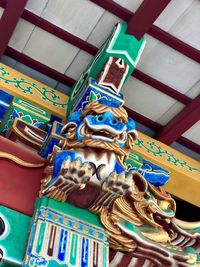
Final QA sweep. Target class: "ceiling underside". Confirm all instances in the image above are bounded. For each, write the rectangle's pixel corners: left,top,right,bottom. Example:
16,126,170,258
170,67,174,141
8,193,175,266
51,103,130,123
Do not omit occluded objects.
0,0,199,161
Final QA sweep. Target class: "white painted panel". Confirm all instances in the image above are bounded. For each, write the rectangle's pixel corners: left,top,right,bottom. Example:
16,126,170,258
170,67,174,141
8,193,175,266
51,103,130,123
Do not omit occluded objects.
156,102,185,126
137,41,200,94
169,0,200,50
65,50,93,80
186,81,200,99
41,0,104,40
121,77,176,121
25,0,48,15
154,0,193,31
113,0,143,12
23,27,79,73
87,11,119,48
8,19,35,52
183,121,200,145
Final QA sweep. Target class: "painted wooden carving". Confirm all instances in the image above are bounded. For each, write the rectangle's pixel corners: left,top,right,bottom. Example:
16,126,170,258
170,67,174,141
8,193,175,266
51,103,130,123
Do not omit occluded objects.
38,23,200,267
0,136,46,216
40,97,200,267
67,23,145,115
0,21,199,267
23,197,109,267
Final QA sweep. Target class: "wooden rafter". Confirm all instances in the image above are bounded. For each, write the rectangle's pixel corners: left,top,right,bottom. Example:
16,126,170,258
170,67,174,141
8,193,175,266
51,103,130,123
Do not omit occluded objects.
4,47,200,155
90,0,132,21
0,0,27,57
21,9,98,56
90,0,200,63
0,1,198,155
156,95,200,144
133,69,191,105
0,7,190,105
177,137,200,156
126,0,171,40
5,47,75,87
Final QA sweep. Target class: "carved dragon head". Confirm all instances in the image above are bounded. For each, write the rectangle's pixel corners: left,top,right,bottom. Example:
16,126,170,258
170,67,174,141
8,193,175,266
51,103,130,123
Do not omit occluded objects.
62,99,137,156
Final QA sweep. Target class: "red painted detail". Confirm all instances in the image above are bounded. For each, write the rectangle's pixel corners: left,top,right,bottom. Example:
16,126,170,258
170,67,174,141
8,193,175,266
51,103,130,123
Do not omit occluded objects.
133,70,191,105
109,249,116,262
0,0,6,8
0,136,46,216
126,0,171,40
97,57,129,94
0,0,27,57
5,47,76,87
90,0,200,64
156,95,200,144
116,253,133,267
0,4,191,104
20,10,193,105
21,9,98,56
90,0,132,21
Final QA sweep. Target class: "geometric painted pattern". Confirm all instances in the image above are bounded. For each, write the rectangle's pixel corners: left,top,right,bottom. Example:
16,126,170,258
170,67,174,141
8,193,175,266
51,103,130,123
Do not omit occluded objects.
24,199,109,267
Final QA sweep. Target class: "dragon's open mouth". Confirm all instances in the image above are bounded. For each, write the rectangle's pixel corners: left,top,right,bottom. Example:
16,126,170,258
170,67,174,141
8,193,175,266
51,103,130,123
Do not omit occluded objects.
80,124,127,143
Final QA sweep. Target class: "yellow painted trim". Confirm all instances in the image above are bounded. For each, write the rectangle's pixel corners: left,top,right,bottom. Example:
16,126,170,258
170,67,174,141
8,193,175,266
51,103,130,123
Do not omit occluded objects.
0,151,45,168
0,63,69,120
133,131,200,207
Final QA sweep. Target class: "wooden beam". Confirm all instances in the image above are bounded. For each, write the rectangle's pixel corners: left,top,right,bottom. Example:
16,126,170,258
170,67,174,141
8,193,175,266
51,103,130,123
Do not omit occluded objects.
90,0,200,64
4,47,200,155
177,137,200,155
0,0,199,63
125,107,200,155
156,95,200,144
133,69,191,105
0,9,189,106
5,47,75,87
0,0,27,57
0,0,6,8
134,131,200,207
21,9,98,56
0,3,191,104
126,0,171,39
90,0,132,21
148,26,200,64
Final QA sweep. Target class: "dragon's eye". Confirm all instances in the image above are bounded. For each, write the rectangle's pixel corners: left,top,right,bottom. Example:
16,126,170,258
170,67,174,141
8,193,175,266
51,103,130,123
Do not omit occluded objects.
97,115,103,121
112,119,117,124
